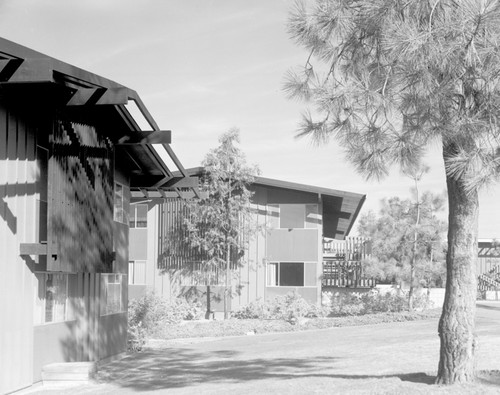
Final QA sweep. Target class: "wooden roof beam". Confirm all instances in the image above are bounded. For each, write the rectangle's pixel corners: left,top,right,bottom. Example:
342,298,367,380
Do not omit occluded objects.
117,130,172,145
66,86,128,106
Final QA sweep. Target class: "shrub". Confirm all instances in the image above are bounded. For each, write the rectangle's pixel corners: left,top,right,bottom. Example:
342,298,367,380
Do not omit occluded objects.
361,291,407,314
232,300,268,319
233,292,327,323
329,293,365,316
127,321,147,352
411,292,435,310
326,288,434,317
269,291,312,322
128,293,204,350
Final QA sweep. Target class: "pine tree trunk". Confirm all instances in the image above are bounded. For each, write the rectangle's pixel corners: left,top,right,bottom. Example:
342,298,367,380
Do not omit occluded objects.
408,265,415,312
205,285,211,320
436,155,478,384
224,240,230,320
409,176,421,312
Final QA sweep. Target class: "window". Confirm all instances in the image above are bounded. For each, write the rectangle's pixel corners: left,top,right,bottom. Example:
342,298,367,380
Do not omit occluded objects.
36,146,48,243
267,204,319,229
129,204,148,228
128,260,147,284
101,274,125,315
114,182,130,224
280,205,305,229
34,273,76,325
267,262,304,286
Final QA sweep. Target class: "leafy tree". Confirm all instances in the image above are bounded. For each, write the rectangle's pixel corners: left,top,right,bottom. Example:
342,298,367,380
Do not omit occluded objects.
184,129,259,319
358,191,447,309
285,0,500,383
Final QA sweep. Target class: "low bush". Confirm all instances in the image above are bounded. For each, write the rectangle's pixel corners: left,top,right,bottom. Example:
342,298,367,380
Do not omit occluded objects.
232,300,268,320
233,289,435,324
233,291,328,323
327,289,434,317
127,320,147,352
128,293,204,350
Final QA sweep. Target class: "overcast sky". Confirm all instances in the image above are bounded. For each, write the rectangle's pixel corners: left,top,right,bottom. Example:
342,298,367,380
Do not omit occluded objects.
1,0,499,237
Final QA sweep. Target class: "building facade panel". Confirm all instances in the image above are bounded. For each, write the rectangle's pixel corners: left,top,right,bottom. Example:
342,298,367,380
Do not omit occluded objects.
133,175,366,311
0,104,38,393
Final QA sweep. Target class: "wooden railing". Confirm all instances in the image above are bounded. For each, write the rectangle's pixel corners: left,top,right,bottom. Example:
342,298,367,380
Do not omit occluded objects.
478,265,500,292
478,274,500,292
323,237,370,260
322,237,374,288
322,260,375,288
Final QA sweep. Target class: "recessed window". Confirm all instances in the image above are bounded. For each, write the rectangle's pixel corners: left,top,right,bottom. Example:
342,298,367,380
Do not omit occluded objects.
129,204,148,228
36,146,48,244
129,260,147,284
114,182,129,224
267,204,319,229
34,273,76,325
267,262,304,287
280,205,305,229
101,274,125,315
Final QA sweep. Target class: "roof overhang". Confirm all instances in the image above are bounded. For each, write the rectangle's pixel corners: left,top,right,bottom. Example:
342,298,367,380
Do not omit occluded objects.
0,37,198,197
167,167,366,239
253,176,365,240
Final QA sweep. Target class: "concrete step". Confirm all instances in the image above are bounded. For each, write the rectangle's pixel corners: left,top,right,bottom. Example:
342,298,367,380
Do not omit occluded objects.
41,362,96,383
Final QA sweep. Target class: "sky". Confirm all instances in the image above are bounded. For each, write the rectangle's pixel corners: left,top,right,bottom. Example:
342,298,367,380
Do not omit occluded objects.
0,0,499,237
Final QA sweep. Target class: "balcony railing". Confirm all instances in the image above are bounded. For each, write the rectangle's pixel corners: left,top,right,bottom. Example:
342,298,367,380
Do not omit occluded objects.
322,237,375,288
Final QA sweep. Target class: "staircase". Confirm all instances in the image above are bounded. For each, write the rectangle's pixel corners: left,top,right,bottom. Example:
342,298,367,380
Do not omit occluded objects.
478,265,500,293
41,362,96,385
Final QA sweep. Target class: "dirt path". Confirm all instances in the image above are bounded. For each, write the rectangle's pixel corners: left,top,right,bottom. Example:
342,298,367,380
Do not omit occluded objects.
26,302,500,394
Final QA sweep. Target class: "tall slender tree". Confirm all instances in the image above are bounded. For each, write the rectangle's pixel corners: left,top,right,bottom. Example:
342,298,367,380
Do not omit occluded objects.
184,129,259,319
285,0,500,384
358,191,447,308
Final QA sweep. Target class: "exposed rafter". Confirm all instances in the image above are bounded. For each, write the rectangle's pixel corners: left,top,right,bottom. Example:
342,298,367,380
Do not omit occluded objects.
0,37,201,201
117,130,172,145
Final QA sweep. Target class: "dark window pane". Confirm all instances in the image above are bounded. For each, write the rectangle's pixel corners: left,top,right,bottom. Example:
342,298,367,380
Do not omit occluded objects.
114,184,123,222
129,205,135,228
36,146,48,202
279,262,304,286
280,205,305,229
45,274,54,323
136,204,147,228
38,200,48,243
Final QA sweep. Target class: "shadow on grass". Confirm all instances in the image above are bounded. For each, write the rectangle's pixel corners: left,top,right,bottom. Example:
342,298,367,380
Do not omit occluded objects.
95,347,438,391
477,370,500,386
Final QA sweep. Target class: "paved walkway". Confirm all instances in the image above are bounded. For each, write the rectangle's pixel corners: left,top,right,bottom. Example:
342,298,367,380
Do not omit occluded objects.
25,302,500,394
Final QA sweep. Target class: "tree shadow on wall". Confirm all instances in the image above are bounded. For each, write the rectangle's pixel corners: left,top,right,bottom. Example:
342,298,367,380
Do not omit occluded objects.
56,274,127,366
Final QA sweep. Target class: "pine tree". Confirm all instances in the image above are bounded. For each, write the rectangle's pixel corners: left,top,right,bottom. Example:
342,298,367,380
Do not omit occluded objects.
285,0,500,383
184,129,259,319
358,191,447,307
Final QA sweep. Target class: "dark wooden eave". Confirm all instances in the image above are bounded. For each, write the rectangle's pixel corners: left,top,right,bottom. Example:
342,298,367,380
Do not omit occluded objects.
169,167,366,240
116,130,172,145
0,37,200,201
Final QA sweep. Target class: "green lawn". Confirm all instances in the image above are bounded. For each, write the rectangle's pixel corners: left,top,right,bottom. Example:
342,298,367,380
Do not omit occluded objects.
28,303,500,394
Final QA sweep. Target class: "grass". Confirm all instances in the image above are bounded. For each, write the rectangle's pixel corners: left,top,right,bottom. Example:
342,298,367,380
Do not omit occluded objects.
93,306,500,395
150,308,443,340
47,306,500,395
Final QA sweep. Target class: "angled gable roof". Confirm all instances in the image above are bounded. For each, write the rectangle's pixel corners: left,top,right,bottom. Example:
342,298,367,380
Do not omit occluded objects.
165,167,366,240
252,176,365,240
0,37,195,194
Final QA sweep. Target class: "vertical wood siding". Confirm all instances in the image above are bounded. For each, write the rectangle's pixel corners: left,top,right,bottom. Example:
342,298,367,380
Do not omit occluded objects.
47,121,114,272
0,104,38,394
